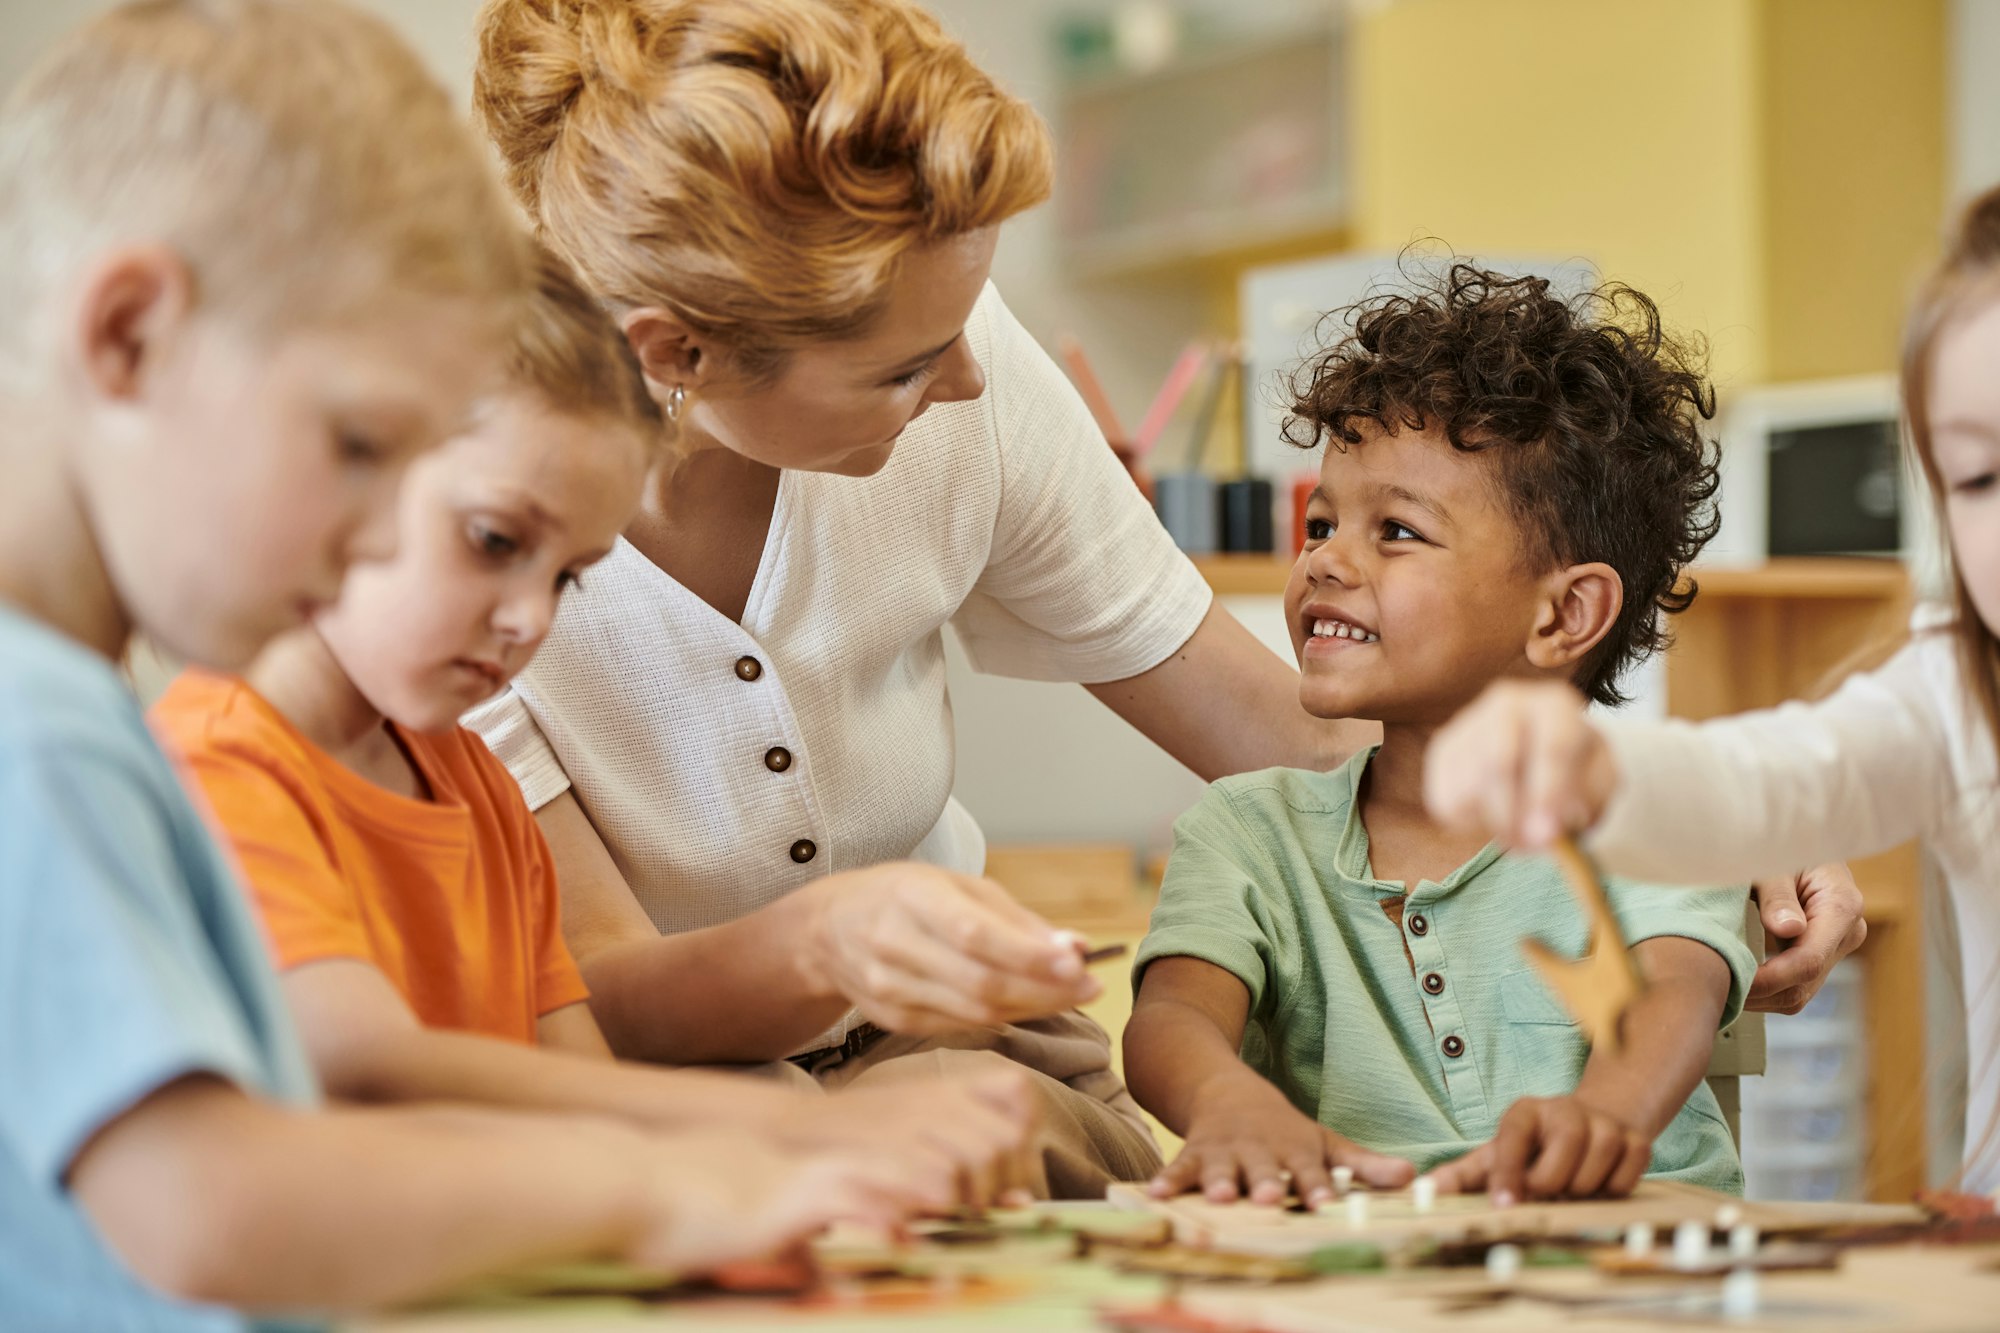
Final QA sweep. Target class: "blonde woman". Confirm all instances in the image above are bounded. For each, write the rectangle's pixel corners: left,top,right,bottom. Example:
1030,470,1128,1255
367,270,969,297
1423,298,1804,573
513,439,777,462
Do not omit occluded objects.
463,0,1859,1195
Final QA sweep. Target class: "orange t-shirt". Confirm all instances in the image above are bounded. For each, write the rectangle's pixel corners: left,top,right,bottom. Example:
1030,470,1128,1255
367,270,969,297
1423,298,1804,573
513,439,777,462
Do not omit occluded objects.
150,671,588,1044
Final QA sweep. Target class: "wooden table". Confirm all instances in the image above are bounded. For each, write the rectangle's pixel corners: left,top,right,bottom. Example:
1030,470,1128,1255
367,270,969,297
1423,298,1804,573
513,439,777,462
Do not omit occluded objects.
1163,1244,1999,1332
357,1198,1994,1333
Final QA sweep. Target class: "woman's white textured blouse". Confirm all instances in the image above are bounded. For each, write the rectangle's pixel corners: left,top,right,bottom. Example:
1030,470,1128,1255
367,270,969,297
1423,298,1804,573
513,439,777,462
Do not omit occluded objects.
465,286,1212,1050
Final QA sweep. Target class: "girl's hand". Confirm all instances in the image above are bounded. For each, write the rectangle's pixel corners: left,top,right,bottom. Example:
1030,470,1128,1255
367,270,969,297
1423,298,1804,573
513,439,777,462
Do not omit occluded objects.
1423,681,1618,849
623,1131,956,1274
801,863,1101,1034
773,1069,1042,1208
1425,1095,1652,1206
1147,1073,1413,1208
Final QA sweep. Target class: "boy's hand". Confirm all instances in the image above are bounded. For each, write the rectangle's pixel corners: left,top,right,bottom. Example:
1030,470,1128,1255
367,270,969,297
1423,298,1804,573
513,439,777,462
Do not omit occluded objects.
1148,1073,1414,1207
1424,681,1617,849
772,1069,1041,1208
625,1131,957,1274
1426,1095,1652,1206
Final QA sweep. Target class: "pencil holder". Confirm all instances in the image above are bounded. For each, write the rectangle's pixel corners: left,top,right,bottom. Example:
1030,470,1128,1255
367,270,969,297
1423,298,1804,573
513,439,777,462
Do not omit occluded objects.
1219,477,1274,553
1290,473,1317,554
1154,470,1217,554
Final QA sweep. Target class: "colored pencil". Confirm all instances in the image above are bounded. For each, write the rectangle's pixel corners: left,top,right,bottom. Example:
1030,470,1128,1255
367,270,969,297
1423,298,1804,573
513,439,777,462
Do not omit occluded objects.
1133,342,1210,457
1058,334,1130,443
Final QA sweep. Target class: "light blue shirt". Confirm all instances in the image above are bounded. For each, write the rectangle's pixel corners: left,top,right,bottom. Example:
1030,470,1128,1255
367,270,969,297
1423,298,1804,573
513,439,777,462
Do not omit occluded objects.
0,606,319,1332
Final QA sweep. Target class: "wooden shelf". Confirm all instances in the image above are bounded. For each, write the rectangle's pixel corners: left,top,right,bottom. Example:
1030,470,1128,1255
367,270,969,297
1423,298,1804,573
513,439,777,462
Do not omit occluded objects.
1861,896,1909,926
1688,558,1910,601
1054,14,1345,283
1059,22,1338,103
1191,553,1293,595
1059,191,1349,283
1193,554,1912,602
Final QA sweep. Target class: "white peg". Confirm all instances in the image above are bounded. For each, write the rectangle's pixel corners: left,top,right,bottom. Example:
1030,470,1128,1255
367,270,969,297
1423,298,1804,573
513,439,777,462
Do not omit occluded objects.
1484,1243,1522,1282
1715,1203,1744,1230
1728,1223,1759,1258
1624,1222,1655,1258
1721,1266,1760,1320
1672,1219,1710,1270
1332,1165,1354,1196
1411,1175,1437,1214
1345,1191,1369,1228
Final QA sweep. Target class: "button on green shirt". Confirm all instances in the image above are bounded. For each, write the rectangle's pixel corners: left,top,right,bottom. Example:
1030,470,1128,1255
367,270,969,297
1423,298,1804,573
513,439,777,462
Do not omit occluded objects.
1135,751,1754,1193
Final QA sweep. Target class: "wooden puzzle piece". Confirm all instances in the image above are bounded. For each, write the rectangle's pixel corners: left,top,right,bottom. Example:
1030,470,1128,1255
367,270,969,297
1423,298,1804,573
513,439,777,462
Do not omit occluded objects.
1522,837,1644,1056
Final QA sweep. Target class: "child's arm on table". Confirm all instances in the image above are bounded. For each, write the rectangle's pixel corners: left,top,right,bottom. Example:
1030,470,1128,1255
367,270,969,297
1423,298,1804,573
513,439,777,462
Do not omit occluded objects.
68,1072,935,1314
283,958,1037,1204
1125,956,1415,1207
539,791,1101,1065
1426,935,1730,1204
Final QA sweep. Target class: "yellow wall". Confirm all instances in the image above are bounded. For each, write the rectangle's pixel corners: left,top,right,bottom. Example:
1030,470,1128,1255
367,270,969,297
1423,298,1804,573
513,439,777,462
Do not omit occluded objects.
1759,0,1947,380
1344,0,1945,390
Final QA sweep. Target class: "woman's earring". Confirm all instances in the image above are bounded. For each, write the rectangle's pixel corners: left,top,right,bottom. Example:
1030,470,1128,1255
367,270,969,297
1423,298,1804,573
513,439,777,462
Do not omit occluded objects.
665,383,686,423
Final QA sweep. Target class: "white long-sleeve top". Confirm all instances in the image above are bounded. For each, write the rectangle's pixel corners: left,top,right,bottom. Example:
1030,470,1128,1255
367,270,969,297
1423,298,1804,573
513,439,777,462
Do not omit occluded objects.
1590,607,1999,1189
464,284,1213,1056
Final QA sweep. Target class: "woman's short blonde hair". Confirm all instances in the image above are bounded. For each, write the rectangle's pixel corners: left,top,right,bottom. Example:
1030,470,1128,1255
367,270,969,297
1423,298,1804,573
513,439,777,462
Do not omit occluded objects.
0,0,529,374
473,0,1052,378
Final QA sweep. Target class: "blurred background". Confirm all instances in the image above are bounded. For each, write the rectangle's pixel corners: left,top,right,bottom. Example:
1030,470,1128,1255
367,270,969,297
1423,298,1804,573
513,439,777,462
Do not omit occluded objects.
4,0,1986,1203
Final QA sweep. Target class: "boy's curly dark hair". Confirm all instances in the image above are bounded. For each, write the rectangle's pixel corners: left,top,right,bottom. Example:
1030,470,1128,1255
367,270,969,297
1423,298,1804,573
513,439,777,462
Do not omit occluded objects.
1283,262,1721,706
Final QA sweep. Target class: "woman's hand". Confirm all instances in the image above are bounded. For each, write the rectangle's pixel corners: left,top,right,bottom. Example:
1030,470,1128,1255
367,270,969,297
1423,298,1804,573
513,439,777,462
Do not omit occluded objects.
799,863,1102,1034
771,1069,1042,1208
1424,681,1618,849
1749,864,1868,1014
1425,1095,1652,1205
1148,1072,1413,1207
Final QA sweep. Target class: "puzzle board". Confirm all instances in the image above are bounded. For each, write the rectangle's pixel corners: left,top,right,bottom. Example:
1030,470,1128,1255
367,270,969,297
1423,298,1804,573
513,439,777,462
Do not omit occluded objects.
1149,1243,2000,1333
1105,1181,1918,1258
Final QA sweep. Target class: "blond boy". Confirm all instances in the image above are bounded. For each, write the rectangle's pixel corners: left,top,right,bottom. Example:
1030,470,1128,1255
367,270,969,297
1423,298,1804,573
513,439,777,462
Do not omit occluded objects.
0,5,928,1330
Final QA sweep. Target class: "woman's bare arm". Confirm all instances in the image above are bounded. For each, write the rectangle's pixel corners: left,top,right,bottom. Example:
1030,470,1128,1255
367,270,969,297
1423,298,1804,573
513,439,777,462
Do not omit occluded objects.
1087,604,1377,779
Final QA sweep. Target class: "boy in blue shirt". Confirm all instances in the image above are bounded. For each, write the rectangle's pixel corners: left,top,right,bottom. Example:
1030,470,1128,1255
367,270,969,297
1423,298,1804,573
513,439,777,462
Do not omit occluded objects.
1126,266,1758,1209
0,5,951,1329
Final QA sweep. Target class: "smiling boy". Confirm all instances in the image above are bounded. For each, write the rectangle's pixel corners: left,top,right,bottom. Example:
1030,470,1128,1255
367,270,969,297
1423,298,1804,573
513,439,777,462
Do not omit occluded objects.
1123,265,1756,1208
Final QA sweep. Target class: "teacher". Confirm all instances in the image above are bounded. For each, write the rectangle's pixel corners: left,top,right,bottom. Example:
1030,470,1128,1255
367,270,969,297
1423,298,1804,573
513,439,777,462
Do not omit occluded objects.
465,0,1862,1196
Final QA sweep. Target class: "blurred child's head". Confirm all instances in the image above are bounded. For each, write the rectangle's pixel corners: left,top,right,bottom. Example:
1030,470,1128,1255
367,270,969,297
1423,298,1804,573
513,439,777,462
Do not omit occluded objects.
1903,186,2000,748
1280,264,1719,727
0,0,529,668
313,249,661,732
